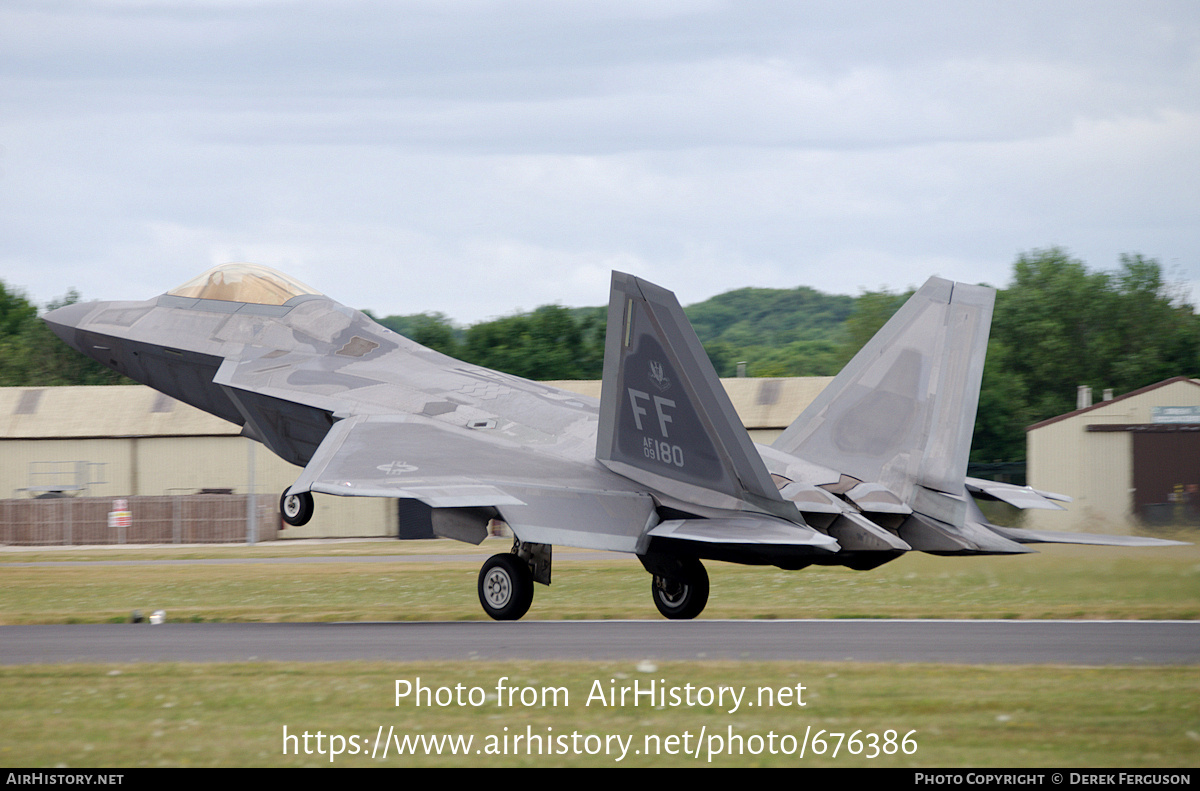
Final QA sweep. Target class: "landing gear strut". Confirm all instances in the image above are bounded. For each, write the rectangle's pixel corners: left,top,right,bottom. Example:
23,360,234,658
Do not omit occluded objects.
478,553,534,621
651,557,709,620
280,490,314,527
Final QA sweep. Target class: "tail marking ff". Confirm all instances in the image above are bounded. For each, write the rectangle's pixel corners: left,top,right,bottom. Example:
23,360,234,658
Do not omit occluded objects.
595,272,792,520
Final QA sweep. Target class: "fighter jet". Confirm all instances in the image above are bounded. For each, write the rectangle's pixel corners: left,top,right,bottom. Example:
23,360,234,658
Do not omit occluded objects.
43,263,1180,620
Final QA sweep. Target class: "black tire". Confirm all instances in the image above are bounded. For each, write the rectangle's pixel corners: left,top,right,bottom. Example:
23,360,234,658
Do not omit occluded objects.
651,558,709,620
280,490,314,527
478,554,534,621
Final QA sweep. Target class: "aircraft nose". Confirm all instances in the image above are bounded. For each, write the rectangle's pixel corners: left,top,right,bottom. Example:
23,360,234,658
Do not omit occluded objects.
42,301,95,349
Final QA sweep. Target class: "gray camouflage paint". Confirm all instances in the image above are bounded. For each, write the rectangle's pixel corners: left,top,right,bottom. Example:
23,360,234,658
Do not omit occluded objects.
44,265,1183,569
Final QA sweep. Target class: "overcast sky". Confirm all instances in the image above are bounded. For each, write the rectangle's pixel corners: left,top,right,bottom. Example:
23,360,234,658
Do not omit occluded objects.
2,0,1197,323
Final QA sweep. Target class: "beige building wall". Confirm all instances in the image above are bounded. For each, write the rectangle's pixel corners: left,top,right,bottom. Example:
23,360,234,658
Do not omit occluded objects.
2,434,395,538
130,435,395,539
3,437,133,499
1027,424,1133,531
1027,378,1200,531
1,387,394,539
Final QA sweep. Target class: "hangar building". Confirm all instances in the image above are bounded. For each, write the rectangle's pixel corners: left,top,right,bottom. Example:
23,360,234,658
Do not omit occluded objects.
1026,377,1200,532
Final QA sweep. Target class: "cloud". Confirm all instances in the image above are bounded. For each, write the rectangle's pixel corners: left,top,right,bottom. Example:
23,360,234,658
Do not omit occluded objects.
1,1,1197,322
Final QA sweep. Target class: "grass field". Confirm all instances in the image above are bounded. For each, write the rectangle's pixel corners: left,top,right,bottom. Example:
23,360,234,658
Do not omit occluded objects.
1,538,1196,623
2,537,1197,768
2,661,1198,767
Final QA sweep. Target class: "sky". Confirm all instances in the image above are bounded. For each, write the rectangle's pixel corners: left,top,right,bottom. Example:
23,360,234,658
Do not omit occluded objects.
2,0,1198,324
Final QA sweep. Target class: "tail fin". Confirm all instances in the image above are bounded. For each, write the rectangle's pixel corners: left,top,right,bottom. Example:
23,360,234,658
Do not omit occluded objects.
595,272,791,518
772,277,994,503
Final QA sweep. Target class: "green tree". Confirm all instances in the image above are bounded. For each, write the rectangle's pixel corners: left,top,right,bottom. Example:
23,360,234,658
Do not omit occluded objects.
461,305,587,380
409,313,460,357
373,311,462,357
838,288,909,365
0,281,37,337
970,339,1029,463
572,307,607,379
702,340,739,377
993,248,1113,420
992,248,1198,426
685,286,854,349
753,339,844,377
1102,254,1200,393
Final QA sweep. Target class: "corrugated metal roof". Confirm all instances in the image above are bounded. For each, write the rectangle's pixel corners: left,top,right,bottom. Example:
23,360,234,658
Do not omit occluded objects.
0,385,239,439
1026,377,1200,431
3,376,831,439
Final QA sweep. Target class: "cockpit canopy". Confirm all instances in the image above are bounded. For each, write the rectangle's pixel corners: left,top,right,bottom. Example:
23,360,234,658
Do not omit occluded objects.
167,263,321,306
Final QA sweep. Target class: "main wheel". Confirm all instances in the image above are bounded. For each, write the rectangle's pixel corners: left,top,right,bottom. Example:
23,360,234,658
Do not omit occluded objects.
478,554,534,621
280,490,314,527
651,558,709,620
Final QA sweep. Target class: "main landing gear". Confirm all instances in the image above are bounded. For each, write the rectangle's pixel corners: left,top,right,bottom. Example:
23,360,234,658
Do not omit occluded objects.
477,540,548,621
280,490,314,526
474,547,710,620
650,557,709,620
478,554,534,621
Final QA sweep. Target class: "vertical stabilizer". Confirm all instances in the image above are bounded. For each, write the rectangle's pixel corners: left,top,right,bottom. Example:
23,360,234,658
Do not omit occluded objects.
596,272,790,518
772,278,994,504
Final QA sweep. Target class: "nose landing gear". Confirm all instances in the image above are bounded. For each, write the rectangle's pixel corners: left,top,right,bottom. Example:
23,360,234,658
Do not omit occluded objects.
280,490,314,526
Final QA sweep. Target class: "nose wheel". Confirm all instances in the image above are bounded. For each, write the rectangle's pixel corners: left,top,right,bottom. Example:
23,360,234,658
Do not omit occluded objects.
280,490,314,526
478,554,534,621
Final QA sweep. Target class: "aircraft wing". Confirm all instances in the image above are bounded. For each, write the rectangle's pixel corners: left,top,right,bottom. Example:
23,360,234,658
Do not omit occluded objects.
288,413,657,553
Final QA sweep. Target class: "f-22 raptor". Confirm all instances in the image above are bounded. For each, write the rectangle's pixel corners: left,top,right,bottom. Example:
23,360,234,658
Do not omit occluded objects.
44,264,1178,620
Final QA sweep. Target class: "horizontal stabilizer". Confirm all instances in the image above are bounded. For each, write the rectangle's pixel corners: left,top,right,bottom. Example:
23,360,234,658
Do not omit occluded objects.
966,477,1070,510
987,525,1189,547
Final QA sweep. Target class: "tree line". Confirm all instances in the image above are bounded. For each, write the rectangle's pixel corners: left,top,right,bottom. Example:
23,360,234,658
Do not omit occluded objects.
3,248,1196,462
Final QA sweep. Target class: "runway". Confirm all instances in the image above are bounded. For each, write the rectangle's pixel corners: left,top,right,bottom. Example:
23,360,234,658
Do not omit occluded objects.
3,620,1197,665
